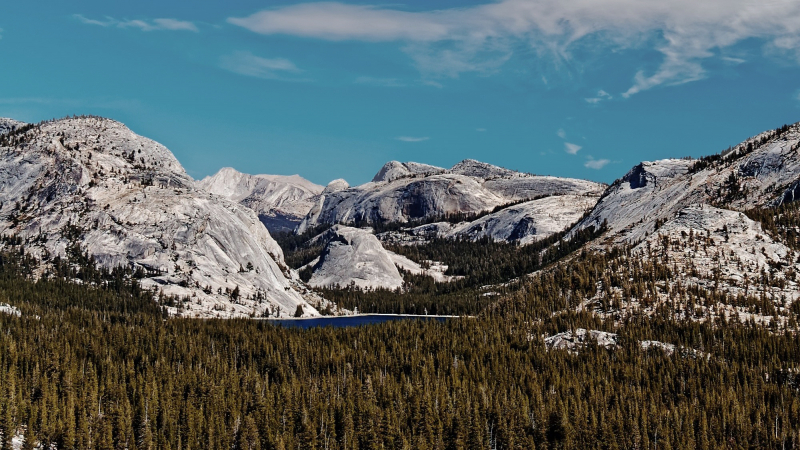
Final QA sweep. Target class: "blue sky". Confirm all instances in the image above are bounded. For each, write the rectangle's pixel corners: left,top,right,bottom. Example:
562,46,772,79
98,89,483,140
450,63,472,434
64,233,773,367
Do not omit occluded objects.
2,0,800,186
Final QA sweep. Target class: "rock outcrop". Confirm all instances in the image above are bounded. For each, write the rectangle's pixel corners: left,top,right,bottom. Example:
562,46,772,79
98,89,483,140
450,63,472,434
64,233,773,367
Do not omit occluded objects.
576,124,800,243
0,117,331,318
307,226,404,290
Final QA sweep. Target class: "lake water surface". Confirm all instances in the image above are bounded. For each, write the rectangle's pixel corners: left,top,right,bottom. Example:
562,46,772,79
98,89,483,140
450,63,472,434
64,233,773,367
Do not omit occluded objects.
266,314,455,329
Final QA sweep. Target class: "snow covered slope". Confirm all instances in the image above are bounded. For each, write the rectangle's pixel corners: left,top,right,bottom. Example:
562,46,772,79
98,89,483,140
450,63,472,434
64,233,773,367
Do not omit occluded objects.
197,167,323,233
298,159,605,233
0,117,332,318
576,123,800,244
307,226,404,290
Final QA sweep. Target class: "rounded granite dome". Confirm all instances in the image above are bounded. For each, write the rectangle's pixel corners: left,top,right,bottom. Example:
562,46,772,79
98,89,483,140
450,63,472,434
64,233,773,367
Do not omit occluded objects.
323,178,350,194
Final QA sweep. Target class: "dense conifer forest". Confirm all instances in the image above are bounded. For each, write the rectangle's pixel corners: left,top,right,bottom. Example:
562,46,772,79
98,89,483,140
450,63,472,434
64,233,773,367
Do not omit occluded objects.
1,238,800,449
275,222,603,315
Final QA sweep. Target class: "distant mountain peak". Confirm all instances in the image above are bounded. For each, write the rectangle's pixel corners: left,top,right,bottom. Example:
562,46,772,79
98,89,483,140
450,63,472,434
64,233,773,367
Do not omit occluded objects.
372,160,445,183
323,178,350,194
197,167,324,233
449,159,518,179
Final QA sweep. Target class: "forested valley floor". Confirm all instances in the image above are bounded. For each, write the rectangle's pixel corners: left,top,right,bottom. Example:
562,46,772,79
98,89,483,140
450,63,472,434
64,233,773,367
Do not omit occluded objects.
1,244,800,449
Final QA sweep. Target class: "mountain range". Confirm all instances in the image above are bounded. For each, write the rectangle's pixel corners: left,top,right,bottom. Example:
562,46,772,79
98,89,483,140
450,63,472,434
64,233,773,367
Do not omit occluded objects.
2,115,800,326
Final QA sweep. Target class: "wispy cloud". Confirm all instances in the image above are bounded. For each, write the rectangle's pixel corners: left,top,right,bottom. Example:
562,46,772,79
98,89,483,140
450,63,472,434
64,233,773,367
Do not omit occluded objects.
584,157,610,169
74,14,198,32
219,51,304,81
585,90,612,104
396,136,430,142
0,27,4,40
564,142,582,155
228,0,800,95
557,128,567,139
721,56,746,64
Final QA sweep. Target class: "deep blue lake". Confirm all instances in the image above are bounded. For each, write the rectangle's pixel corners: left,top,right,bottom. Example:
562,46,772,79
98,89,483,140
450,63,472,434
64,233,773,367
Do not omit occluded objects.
265,314,454,329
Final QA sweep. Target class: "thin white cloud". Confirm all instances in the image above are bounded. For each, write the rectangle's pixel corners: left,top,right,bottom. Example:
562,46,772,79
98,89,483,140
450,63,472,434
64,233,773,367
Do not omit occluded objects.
219,51,303,80
74,15,115,27
557,128,567,139
721,56,746,64
585,157,610,169
228,0,800,95
396,136,430,142
564,142,582,155
586,89,612,104
0,27,4,40
74,14,198,32
150,18,198,32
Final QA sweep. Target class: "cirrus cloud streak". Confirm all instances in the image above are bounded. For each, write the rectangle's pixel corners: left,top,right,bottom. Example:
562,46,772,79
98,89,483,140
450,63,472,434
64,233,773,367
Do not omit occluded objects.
75,14,198,32
228,0,800,95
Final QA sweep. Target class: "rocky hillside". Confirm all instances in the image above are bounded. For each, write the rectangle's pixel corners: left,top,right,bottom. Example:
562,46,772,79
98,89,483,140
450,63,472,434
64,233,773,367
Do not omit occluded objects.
380,193,598,246
297,159,605,233
576,124,800,243
197,167,323,233
0,116,334,318
559,122,800,329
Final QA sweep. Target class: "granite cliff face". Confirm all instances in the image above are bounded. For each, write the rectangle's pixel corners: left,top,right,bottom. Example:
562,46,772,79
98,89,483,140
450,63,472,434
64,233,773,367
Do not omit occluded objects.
298,159,605,233
0,117,332,318
306,226,405,290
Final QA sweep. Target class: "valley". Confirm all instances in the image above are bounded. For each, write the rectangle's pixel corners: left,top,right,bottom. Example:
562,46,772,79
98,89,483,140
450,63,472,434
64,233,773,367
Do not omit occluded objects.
2,116,800,448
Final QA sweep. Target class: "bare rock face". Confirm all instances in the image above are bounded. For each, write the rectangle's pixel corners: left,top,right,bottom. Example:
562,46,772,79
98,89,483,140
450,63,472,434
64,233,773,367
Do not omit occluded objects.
544,329,619,351
447,194,599,245
0,117,331,318
576,123,800,244
0,118,26,136
297,159,605,233
308,226,404,290
197,167,323,233
372,161,445,182
323,178,350,194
